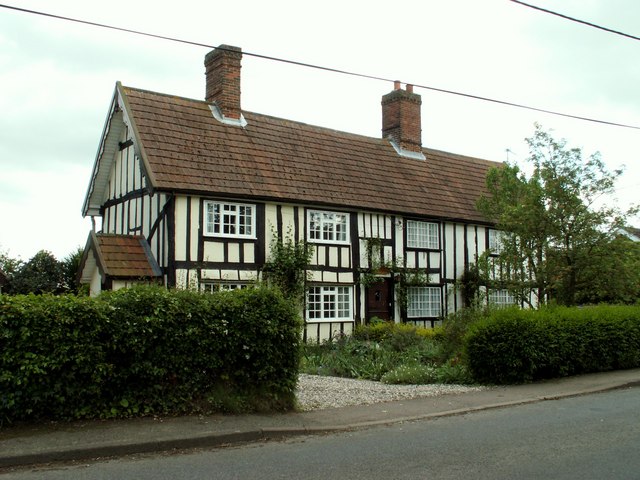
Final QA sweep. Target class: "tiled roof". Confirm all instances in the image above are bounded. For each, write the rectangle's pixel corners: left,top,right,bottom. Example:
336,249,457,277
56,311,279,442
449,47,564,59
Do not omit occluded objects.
91,233,161,278
123,86,500,223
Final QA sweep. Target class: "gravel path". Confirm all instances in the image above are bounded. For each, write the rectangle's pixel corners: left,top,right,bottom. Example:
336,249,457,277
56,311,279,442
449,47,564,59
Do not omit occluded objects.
296,374,484,411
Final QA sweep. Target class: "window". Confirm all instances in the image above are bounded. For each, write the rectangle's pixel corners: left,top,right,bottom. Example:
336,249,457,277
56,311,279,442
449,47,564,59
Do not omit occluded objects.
308,210,349,243
488,289,515,307
406,220,439,249
201,282,250,293
407,286,441,318
307,286,352,322
204,201,255,238
488,229,503,254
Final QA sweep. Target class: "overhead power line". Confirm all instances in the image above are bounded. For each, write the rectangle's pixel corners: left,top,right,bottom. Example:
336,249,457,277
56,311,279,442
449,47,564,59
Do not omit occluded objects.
1,2,639,131
510,0,640,42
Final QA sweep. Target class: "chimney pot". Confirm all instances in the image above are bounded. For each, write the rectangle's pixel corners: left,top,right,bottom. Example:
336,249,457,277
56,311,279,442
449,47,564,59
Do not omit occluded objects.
406,84,413,93
393,80,401,90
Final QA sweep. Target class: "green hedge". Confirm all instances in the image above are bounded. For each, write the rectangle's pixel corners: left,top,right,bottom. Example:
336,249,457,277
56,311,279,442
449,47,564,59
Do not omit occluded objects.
464,305,640,384
0,285,301,422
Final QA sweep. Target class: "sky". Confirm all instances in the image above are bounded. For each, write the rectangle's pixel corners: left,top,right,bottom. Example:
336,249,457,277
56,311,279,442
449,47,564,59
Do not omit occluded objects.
1,0,639,261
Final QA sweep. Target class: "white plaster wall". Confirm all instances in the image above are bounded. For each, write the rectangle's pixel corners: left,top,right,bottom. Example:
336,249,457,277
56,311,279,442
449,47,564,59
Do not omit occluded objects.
89,269,102,297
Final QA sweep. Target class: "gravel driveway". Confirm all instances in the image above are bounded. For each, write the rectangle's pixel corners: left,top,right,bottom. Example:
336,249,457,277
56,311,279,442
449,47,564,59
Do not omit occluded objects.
296,374,484,411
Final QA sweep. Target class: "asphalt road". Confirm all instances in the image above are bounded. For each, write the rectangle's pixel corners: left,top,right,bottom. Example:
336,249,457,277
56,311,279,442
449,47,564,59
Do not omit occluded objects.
4,386,639,480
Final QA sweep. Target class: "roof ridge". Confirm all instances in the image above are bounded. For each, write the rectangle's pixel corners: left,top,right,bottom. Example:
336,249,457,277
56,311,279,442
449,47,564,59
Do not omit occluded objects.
124,84,501,166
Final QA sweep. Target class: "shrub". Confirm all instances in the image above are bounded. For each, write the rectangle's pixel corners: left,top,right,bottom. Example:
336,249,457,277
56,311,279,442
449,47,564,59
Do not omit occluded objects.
380,360,472,385
301,336,400,380
381,364,439,384
0,285,302,423
353,322,395,342
353,322,440,345
0,294,110,421
301,323,452,382
464,305,640,384
440,307,486,359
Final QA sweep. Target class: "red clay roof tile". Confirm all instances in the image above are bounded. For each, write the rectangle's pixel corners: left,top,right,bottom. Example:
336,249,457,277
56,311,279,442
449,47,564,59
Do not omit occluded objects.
124,87,500,223
95,234,162,278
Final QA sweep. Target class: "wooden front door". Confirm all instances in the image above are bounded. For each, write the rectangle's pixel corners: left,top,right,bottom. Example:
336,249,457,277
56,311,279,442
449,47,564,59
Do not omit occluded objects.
366,278,392,322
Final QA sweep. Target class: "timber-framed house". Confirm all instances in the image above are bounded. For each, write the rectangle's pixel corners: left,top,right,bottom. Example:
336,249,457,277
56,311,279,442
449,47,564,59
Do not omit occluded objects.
78,44,501,342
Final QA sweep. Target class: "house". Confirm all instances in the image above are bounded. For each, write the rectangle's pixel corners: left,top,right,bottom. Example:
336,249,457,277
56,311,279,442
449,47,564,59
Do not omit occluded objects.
78,44,501,342
620,226,640,242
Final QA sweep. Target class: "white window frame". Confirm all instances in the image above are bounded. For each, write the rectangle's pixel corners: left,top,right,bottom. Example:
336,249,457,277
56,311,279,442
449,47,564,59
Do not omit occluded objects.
407,286,441,318
204,201,256,239
307,210,349,244
201,282,250,293
488,229,503,254
406,220,439,249
488,289,515,307
306,285,353,322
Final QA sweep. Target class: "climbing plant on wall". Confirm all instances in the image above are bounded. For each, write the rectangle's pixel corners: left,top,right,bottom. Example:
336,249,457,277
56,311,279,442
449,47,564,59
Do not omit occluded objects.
261,229,314,306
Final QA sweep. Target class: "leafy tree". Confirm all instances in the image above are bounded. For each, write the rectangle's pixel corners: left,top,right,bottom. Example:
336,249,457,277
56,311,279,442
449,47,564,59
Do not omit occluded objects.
477,124,638,307
10,250,65,295
0,248,23,293
61,246,84,293
0,248,22,276
575,235,640,304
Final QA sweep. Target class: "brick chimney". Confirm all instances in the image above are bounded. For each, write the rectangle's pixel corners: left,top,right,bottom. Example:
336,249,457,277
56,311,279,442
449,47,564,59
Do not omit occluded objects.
381,82,423,157
204,45,242,121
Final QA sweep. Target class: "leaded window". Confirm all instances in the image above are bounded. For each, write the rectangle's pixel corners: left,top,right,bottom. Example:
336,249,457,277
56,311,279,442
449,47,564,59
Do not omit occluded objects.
407,286,441,318
406,220,439,249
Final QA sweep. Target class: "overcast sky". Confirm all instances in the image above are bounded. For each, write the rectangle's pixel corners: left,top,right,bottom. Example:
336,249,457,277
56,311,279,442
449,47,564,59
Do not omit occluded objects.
1,0,638,261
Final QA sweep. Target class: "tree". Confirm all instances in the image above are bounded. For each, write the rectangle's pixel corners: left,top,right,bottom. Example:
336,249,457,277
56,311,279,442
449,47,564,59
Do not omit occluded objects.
477,124,638,307
10,250,65,295
575,235,640,304
61,246,84,293
0,248,22,276
0,248,23,293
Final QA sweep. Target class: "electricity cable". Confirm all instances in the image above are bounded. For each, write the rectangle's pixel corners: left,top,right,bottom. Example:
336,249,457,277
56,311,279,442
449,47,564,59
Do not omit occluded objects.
510,0,640,42
1,2,639,130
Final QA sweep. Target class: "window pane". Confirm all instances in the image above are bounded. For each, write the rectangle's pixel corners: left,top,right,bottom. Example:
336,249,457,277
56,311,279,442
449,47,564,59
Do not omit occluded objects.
407,286,441,318
337,287,350,317
322,289,336,318
336,214,347,242
306,285,352,322
308,210,349,243
204,201,255,237
489,289,513,306
407,220,438,249
489,229,502,254
427,223,438,249
206,203,215,234
309,212,321,240
322,222,333,241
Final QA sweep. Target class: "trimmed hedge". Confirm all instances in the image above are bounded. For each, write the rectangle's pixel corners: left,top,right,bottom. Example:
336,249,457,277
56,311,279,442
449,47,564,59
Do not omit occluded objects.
0,285,301,423
464,305,640,384
353,322,442,343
